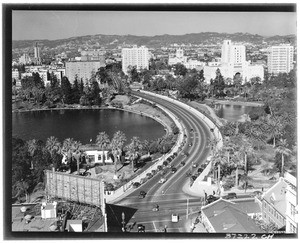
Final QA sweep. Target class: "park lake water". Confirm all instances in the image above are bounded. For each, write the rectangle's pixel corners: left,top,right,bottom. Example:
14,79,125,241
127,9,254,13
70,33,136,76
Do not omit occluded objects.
213,104,257,122
12,109,165,144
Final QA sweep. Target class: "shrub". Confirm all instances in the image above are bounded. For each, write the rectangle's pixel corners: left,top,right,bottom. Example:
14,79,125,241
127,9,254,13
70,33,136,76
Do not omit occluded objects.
95,166,103,174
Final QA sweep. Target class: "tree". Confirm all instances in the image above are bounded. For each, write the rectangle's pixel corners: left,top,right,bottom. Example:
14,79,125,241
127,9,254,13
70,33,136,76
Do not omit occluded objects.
71,75,81,104
125,136,143,172
110,131,127,173
96,132,110,165
267,115,284,147
61,76,73,104
275,138,292,177
26,139,41,169
239,174,253,193
61,138,82,174
174,63,187,76
45,136,61,164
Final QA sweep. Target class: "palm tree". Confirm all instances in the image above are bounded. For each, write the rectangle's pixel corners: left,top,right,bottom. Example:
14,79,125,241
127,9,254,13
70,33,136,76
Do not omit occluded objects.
26,139,38,169
61,138,82,174
239,174,253,193
275,138,292,177
211,151,227,185
267,116,284,147
126,136,143,172
234,134,253,175
110,131,127,173
96,132,110,165
45,136,61,169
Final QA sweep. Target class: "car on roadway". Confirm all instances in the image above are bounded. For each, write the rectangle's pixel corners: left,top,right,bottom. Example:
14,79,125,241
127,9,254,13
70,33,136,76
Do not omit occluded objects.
180,161,186,167
188,143,193,147
137,224,145,232
190,128,194,132
223,192,237,200
171,167,177,173
206,195,219,204
159,177,167,184
192,162,199,168
171,213,179,223
139,190,147,199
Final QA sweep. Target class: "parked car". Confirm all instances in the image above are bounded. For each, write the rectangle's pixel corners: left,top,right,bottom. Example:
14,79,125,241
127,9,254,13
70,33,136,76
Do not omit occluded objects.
139,190,147,199
197,168,203,174
171,167,177,173
188,143,193,147
133,182,141,188
223,192,237,200
206,195,219,204
180,161,186,167
159,177,167,184
190,128,194,132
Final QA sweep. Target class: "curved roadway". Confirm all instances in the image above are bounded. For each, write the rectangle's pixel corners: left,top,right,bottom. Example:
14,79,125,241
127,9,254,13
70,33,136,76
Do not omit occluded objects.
113,91,212,233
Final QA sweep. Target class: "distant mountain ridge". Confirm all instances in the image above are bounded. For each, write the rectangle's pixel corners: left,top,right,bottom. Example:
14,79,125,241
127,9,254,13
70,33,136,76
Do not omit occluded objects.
12,32,296,50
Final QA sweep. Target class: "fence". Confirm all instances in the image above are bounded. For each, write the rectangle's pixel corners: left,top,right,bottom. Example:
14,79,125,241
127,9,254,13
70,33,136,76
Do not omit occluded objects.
45,170,105,207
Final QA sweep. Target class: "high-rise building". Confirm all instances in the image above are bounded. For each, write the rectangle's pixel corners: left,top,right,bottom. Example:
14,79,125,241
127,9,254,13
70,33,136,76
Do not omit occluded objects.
122,45,149,74
34,42,42,64
203,40,264,83
65,60,105,84
221,40,246,66
267,44,294,75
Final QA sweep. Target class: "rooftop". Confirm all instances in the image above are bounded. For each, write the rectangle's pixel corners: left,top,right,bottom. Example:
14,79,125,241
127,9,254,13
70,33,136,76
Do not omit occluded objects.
261,178,287,216
202,199,263,233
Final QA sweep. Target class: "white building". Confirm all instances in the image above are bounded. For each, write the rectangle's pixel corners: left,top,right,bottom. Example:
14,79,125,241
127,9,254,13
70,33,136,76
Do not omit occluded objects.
65,60,105,84
203,40,264,83
34,42,42,65
261,172,298,233
184,59,205,70
122,45,149,75
12,69,20,81
267,44,294,75
168,49,187,66
18,53,32,65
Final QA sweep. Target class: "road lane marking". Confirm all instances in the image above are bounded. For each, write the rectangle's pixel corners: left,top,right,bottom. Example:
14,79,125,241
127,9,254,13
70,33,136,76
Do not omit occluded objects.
152,221,157,232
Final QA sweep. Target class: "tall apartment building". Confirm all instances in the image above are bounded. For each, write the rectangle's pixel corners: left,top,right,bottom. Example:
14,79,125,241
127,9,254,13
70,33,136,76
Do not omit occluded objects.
267,44,294,75
65,60,105,84
122,45,149,75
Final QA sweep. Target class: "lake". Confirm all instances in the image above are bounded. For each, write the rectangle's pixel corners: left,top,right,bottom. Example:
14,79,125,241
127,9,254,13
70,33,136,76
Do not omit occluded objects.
214,104,257,122
12,109,165,144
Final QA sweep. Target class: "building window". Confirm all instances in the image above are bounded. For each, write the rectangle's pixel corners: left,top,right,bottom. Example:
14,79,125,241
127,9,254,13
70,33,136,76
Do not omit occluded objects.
290,203,296,217
98,155,101,161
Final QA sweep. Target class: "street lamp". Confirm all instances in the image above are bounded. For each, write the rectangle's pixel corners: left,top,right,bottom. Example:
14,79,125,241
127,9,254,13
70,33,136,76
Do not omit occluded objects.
121,212,125,231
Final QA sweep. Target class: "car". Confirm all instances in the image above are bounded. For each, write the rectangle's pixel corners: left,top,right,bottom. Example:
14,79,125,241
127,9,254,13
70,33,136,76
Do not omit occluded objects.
188,143,193,147
180,161,186,167
206,195,219,204
192,163,199,168
159,177,167,184
171,213,179,223
133,182,141,188
152,204,159,211
223,192,237,200
190,128,194,132
139,191,147,199
197,168,203,174
171,167,177,173
251,191,263,197
137,224,145,232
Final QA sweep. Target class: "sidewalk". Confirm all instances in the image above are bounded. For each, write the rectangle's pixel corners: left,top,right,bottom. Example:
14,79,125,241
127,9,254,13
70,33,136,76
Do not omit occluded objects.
183,179,266,198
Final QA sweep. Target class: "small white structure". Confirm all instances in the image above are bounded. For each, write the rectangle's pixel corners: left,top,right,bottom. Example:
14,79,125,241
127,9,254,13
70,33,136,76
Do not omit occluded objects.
41,202,57,219
85,150,113,164
66,220,83,232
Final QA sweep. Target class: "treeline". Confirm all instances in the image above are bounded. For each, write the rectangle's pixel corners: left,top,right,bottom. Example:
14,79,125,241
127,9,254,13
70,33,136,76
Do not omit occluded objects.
12,120,180,203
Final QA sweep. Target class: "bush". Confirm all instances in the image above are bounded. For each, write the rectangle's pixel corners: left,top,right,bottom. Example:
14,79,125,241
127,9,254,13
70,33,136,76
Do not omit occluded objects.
133,182,141,188
105,183,114,191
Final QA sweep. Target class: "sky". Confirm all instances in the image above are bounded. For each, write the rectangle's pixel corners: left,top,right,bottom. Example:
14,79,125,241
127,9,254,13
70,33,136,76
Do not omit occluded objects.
12,11,296,41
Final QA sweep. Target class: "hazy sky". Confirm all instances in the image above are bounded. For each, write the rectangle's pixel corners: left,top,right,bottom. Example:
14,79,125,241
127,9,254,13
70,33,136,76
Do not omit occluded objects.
12,11,296,40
